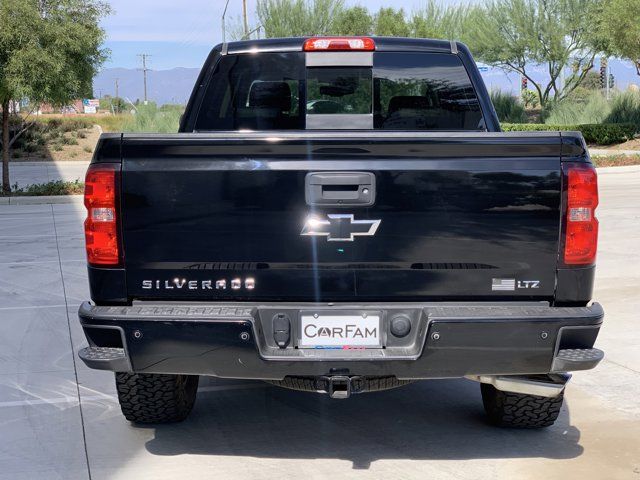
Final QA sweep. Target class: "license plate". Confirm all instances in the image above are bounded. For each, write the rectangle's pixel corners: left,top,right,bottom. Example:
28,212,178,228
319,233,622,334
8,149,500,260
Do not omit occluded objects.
299,314,381,348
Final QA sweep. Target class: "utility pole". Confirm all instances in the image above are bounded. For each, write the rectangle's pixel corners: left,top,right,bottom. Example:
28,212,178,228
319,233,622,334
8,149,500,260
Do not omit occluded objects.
606,59,611,101
600,57,610,100
114,78,120,113
137,54,151,105
222,0,231,43
242,0,249,39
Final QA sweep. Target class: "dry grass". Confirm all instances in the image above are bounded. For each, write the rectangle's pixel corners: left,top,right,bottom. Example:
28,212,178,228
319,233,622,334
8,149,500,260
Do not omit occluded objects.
603,138,640,151
11,124,101,162
35,113,129,133
592,154,640,167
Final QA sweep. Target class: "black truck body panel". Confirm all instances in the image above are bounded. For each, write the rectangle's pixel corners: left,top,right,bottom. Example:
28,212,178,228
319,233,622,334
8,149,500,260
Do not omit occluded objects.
116,132,568,304
80,37,602,381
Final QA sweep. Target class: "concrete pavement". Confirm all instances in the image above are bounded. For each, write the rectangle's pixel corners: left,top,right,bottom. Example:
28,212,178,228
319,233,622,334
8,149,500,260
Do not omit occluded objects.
2,161,89,189
0,167,638,480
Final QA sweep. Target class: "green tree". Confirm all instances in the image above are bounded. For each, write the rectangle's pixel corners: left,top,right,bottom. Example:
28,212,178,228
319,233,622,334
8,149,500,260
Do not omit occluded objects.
257,0,345,38
409,0,472,40
100,96,128,114
464,0,603,107
334,6,372,36
596,0,640,77
0,0,109,193
255,1,465,40
373,8,410,37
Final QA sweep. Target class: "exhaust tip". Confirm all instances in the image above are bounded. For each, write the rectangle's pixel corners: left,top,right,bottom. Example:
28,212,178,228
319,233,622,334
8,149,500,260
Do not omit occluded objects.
467,373,571,398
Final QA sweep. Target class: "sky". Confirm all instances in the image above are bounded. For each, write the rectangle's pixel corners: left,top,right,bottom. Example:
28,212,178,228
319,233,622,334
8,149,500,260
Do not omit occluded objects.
101,0,473,69
98,0,638,100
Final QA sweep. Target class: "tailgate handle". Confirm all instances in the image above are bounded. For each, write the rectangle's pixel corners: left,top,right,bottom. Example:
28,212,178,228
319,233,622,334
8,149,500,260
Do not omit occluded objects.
305,172,375,207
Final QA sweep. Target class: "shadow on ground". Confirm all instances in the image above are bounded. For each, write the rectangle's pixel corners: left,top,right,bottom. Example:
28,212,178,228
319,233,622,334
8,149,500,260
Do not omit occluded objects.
141,378,582,470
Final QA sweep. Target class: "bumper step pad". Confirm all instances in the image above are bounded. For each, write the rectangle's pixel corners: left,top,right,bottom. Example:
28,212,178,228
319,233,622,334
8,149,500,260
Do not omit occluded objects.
552,348,604,372
78,346,130,372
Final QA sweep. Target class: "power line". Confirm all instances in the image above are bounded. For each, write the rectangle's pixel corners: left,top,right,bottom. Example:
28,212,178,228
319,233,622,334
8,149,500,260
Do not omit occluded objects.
137,54,152,104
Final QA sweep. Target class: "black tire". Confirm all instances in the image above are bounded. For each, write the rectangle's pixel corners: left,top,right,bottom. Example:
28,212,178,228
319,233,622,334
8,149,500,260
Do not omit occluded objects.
115,373,199,424
266,375,413,394
480,383,564,428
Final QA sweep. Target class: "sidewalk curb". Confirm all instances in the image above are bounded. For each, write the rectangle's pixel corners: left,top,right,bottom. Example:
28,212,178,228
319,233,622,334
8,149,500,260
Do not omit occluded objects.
7,161,91,167
590,149,640,157
0,195,83,205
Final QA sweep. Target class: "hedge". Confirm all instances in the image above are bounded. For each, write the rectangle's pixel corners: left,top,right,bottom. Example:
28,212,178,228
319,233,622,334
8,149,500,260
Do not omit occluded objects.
501,123,637,145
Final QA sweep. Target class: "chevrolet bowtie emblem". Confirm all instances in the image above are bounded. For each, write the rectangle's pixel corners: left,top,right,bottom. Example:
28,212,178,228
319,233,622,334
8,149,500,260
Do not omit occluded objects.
301,214,381,242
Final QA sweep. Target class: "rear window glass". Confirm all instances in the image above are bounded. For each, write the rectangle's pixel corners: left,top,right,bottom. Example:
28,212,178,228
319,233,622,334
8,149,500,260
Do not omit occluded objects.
307,67,372,115
374,52,484,130
194,51,484,131
195,52,305,131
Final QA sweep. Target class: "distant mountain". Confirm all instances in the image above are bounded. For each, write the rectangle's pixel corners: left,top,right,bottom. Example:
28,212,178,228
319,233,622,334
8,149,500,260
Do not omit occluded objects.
93,59,639,106
478,58,639,95
93,67,199,105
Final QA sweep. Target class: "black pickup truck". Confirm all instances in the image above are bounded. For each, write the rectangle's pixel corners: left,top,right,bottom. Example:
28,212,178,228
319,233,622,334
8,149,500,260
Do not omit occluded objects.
78,37,604,428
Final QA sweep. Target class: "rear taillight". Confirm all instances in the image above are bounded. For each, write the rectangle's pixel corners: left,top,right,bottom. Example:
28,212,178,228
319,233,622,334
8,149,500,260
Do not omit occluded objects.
303,37,375,51
84,163,122,266
562,162,599,266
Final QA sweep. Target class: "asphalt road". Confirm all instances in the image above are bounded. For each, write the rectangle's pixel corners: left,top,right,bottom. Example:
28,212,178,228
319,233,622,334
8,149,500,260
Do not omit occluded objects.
0,166,639,480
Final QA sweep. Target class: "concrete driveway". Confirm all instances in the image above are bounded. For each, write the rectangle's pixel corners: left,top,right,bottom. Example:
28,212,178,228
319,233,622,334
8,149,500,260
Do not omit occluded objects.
3,161,90,189
0,166,639,480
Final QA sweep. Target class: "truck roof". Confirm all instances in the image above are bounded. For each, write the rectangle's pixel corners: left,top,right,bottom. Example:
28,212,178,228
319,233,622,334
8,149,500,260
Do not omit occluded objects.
218,36,458,56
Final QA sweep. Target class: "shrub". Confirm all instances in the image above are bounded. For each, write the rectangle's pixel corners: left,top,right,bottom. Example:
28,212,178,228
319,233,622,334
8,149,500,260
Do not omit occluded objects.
545,92,611,125
122,103,183,133
490,90,527,123
521,90,539,108
82,114,129,132
61,135,79,146
604,90,640,128
63,118,92,131
38,117,92,131
21,141,41,153
6,180,85,196
45,118,63,129
502,123,637,145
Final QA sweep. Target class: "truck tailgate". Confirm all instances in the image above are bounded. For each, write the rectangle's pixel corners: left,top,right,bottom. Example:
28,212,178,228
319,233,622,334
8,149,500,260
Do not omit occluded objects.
120,132,562,302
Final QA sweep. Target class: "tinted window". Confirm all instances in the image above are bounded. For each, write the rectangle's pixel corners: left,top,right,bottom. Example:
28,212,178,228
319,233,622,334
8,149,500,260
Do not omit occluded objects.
194,51,484,131
195,53,305,131
374,52,484,130
306,67,372,115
